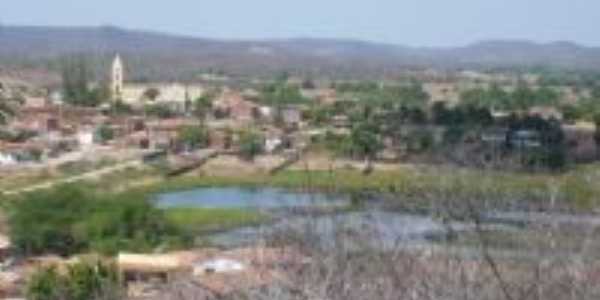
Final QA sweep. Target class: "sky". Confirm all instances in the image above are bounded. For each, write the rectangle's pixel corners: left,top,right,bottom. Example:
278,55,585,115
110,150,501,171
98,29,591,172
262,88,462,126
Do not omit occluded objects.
1,0,598,47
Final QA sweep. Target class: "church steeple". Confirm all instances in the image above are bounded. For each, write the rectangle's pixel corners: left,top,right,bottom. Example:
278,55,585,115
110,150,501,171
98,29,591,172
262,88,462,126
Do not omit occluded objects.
111,54,124,100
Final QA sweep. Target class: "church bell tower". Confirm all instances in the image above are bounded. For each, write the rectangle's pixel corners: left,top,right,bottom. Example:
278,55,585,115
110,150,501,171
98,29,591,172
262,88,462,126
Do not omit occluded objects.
111,54,124,100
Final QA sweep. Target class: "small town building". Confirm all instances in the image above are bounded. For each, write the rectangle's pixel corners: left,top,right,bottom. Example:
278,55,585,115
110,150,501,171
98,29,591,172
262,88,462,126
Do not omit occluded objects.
110,54,205,109
22,96,47,108
213,90,257,122
280,106,303,128
528,106,563,120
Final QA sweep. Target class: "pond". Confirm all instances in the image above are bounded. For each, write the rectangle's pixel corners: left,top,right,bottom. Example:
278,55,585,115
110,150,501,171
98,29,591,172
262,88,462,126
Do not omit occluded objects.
156,187,600,259
156,187,471,249
156,187,349,210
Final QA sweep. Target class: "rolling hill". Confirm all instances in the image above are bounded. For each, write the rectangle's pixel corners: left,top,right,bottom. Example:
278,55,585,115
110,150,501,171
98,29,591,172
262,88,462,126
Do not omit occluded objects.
1,25,599,81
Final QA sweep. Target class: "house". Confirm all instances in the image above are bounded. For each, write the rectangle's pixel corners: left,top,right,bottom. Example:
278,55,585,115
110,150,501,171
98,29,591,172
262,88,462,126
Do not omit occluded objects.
145,118,200,150
118,247,307,298
76,127,95,148
23,96,47,108
13,106,103,134
481,128,508,144
213,90,257,122
118,250,218,283
208,129,233,150
0,235,11,260
0,142,45,164
0,152,16,166
528,106,563,120
264,129,284,153
258,106,274,120
332,114,350,128
280,106,303,128
301,88,338,105
508,130,542,149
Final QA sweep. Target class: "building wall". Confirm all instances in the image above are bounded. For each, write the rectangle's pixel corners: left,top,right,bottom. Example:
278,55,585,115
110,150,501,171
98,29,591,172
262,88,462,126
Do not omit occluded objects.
110,55,204,107
120,84,205,107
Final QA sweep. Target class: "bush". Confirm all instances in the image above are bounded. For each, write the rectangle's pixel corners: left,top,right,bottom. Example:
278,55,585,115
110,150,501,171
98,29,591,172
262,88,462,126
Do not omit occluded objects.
348,120,383,159
96,125,114,143
27,260,121,300
9,185,190,256
238,130,263,161
145,103,177,119
177,125,209,150
443,126,465,145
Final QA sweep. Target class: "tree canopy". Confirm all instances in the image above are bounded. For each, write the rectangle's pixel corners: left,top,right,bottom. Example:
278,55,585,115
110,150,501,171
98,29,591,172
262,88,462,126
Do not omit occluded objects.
61,55,108,107
260,83,307,106
460,84,560,110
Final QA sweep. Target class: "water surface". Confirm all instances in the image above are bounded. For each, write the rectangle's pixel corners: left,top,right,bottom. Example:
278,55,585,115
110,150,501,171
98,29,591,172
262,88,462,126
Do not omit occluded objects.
156,187,348,209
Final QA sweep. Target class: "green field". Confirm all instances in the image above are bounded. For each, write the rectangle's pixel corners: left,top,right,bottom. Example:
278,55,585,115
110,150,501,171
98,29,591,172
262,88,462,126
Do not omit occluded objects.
165,207,268,233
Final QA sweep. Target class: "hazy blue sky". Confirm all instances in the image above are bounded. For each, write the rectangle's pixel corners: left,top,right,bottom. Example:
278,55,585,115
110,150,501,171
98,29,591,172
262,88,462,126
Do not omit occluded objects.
2,0,597,46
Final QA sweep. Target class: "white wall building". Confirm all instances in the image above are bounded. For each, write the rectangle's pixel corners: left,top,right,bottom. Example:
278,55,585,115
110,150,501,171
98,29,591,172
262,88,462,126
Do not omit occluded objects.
0,152,17,166
110,55,205,109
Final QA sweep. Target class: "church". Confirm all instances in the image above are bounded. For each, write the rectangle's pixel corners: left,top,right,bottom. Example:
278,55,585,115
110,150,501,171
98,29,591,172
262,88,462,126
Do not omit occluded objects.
110,54,205,111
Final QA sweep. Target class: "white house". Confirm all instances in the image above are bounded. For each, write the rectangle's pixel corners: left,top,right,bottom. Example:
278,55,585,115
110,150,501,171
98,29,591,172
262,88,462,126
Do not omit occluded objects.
0,152,17,166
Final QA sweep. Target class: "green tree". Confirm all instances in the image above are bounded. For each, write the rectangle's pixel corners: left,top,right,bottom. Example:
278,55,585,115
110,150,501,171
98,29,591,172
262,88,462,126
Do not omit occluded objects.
177,125,209,150
511,83,537,110
108,100,133,115
0,94,16,125
261,83,307,106
193,93,215,122
591,86,600,99
145,103,177,119
443,126,466,146
96,124,114,144
488,84,511,110
460,88,488,108
397,81,429,108
61,55,101,107
349,120,383,161
561,105,583,123
143,88,160,102
238,130,263,161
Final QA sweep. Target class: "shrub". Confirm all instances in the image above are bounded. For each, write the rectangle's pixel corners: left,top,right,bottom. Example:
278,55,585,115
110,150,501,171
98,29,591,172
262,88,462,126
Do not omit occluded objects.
96,124,114,143
27,261,121,300
9,185,190,256
238,130,263,161
177,125,209,150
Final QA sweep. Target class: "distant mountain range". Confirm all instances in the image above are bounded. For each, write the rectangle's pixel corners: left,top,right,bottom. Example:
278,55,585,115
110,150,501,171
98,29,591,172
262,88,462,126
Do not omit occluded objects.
1,25,599,81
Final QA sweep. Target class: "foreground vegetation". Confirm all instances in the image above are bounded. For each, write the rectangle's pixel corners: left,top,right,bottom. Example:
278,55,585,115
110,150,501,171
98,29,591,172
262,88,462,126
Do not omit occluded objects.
7,185,191,256
27,260,120,300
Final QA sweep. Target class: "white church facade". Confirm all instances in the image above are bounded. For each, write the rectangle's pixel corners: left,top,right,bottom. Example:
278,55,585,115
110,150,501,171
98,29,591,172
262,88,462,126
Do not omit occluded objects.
110,54,205,110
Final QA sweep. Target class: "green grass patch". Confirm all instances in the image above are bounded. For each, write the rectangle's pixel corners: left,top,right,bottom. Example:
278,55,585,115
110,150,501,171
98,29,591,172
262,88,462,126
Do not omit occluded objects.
165,208,268,233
